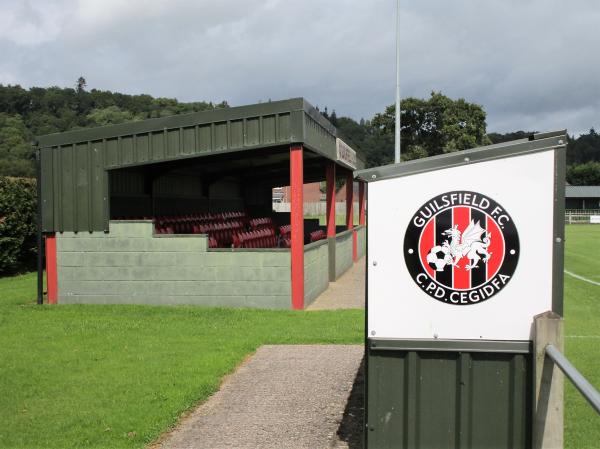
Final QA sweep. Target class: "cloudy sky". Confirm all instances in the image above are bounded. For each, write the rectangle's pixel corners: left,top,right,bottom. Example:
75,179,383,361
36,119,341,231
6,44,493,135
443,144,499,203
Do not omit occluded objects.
1,0,598,134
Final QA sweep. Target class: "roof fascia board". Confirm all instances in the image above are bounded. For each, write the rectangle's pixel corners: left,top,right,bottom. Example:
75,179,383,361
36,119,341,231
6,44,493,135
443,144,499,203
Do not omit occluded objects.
354,131,567,183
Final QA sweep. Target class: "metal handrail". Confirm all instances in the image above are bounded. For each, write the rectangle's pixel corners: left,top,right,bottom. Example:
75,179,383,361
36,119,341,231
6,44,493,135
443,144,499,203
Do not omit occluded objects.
545,344,600,414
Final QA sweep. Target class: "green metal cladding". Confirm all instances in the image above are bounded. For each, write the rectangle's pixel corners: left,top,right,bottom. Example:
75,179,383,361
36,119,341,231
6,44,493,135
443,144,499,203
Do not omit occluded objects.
37,98,342,233
366,343,532,449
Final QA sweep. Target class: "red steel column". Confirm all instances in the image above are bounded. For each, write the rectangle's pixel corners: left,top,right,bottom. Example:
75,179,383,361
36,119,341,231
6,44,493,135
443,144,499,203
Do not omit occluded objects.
290,144,304,310
346,173,354,230
326,163,336,237
359,181,366,226
45,234,58,304
346,173,358,262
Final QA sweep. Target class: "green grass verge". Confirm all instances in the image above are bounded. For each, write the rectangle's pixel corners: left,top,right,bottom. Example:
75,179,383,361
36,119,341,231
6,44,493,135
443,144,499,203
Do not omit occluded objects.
563,226,600,447
0,225,598,448
0,278,363,449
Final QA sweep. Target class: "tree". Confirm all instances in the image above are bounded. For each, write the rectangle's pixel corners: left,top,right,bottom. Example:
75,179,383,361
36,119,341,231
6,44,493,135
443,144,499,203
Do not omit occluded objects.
567,161,600,185
76,77,87,94
372,92,492,160
566,128,600,164
0,83,230,177
86,106,135,126
324,92,492,168
0,113,34,177
329,109,338,126
330,115,386,167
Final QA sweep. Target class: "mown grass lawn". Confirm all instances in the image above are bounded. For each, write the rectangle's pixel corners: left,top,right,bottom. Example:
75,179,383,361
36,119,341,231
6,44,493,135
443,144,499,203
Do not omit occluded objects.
564,225,600,447
0,278,363,449
0,225,598,449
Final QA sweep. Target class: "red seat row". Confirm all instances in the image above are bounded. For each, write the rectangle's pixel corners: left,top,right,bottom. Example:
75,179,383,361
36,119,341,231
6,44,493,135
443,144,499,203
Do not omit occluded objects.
153,212,247,236
232,229,277,248
156,220,196,234
115,212,247,224
279,224,291,237
310,229,326,242
250,217,273,229
156,211,247,225
194,221,244,246
154,222,324,248
148,213,301,248
155,225,175,234
220,211,245,220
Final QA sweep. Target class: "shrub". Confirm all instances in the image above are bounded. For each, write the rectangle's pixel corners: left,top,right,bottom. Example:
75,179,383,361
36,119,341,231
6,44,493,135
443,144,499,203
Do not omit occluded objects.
567,161,600,185
0,177,37,275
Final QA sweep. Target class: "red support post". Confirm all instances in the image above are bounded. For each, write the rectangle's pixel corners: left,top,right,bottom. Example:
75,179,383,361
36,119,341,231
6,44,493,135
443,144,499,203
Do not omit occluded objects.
45,234,58,304
346,173,358,262
326,163,336,238
290,144,304,310
346,173,354,231
359,181,366,226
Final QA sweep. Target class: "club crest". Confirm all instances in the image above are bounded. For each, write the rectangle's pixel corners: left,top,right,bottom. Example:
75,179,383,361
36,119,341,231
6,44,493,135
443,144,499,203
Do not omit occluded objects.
404,191,519,305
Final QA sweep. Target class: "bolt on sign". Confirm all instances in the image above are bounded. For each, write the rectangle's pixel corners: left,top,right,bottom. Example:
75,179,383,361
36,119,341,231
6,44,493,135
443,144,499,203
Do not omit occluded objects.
356,131,566,341
355,132,567,449
336,138,357,170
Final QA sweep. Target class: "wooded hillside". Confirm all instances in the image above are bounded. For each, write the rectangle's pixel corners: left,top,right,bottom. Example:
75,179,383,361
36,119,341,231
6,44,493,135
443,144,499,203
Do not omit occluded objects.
0,78,228,177
0,81,598,184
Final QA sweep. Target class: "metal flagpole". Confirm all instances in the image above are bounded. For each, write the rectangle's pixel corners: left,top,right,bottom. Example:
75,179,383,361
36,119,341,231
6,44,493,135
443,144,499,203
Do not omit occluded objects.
394,0,401,163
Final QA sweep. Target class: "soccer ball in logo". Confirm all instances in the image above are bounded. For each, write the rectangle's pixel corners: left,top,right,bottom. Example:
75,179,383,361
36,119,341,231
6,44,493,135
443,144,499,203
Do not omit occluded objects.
426,246,453,272
404,191,520,305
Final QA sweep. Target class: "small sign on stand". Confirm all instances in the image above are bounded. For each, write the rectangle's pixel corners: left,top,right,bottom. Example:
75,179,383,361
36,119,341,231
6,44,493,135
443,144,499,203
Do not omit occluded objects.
355,131,567,449
336,138,357,170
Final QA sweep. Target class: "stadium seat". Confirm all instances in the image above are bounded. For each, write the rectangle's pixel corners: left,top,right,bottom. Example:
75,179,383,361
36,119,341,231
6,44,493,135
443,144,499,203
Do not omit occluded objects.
310,229,326,242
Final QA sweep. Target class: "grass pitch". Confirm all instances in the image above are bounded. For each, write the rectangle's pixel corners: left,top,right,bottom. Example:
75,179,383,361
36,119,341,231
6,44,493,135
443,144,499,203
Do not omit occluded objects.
0,225,598,448
564,226,600,447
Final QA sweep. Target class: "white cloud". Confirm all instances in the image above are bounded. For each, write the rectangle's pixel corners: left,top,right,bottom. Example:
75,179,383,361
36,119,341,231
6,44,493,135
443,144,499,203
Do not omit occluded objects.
0,0,599,135
397,0,600,134
0,1,64,46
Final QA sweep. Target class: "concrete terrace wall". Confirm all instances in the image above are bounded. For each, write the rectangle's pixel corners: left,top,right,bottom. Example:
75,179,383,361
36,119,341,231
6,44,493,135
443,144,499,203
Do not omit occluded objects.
356,226,366,259
56,221,291,308
303,239,329,307
335,230,354,280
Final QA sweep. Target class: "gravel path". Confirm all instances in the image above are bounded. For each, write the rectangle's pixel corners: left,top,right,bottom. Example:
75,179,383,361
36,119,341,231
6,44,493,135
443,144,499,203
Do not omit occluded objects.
153,345,364,449
307,257,365,310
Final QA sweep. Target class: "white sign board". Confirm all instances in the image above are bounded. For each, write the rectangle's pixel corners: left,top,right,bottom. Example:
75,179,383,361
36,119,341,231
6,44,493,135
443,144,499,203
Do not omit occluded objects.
367,149,557,341
336,138,357,170
590,215,600,224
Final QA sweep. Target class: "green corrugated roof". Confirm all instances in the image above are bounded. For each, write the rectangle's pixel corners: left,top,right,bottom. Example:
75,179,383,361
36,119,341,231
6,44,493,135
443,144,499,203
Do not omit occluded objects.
38,97,364,233
37,98,334,147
